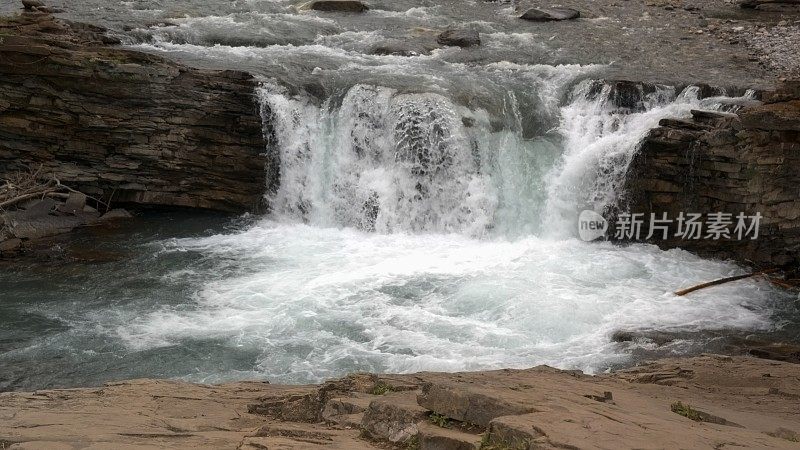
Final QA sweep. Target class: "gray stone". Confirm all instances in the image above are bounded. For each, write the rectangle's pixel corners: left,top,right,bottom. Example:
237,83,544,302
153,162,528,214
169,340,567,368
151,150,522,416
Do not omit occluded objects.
437,29,481,48
21,0,43,10
361,394,428,444
62,191,87,214
519,7,580,21
5,214,84,239
418,423,482,450
308,0,369,12
20,198,58,218
486,414,546,449
99,208,132,221
417,383,535,428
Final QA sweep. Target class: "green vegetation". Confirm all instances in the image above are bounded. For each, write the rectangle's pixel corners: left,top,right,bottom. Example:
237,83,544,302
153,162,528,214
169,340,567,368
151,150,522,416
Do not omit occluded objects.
670,402,703,421
429,412,451,428
404,434,420,450
370,381,394,395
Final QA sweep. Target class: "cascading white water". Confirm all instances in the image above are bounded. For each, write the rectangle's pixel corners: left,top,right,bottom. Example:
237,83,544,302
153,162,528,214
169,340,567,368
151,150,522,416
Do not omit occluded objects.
108,74,777,384
259,78,754,238
260,82,498,235
542,82,755,238
258,81,538,236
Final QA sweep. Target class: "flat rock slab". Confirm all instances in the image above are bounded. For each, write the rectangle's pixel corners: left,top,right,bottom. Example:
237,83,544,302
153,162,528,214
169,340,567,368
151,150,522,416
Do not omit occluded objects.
417,382,536,428
2,356,800,449
308,0,369,12
520,7,581,21
4,212,89,239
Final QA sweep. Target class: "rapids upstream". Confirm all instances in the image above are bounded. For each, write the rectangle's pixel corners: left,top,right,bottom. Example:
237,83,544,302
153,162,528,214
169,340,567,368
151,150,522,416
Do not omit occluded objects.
0,0,798,391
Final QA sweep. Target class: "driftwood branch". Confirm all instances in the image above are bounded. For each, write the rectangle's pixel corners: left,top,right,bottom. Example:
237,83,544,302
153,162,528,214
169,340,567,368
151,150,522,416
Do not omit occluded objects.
740,0,800,8
0,189,56,209
0,167,109,211
674,268,779,296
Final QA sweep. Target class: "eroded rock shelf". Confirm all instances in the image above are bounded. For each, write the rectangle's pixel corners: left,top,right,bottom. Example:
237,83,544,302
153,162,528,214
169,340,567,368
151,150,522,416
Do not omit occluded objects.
0,13,269,213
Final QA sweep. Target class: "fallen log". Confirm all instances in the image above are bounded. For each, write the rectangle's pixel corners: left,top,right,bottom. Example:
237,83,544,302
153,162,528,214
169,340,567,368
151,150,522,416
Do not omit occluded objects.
0,188,56,209
674,268,779,296
740,0,800,8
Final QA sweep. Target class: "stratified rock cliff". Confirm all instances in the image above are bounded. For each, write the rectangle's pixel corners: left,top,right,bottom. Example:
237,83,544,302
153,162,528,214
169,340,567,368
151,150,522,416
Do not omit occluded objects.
0,13,269,212
624,81,800,267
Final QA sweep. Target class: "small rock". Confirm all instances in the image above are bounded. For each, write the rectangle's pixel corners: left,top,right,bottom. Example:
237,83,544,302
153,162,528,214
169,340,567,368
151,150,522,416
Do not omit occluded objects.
21,0,43,10
307,0,369,12
437,28,480,48
519,7,580,21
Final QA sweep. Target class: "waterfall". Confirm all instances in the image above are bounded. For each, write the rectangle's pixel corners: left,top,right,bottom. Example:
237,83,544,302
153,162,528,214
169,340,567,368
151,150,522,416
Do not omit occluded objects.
258,78,755,238
541,82,756,238
259,82,511,236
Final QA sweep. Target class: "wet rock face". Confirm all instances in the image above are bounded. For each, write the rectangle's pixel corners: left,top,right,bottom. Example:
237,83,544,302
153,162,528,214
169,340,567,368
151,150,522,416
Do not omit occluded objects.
436,29,481,48
0,14,269,213
623,80,800,267
308,0,369,12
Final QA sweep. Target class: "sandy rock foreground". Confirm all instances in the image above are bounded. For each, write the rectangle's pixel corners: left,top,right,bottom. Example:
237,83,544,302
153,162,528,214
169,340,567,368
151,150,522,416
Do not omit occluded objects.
1,355,799,449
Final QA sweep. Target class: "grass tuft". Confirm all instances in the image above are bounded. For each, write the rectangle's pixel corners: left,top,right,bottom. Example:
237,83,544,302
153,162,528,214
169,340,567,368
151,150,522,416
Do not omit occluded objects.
671,401,703,421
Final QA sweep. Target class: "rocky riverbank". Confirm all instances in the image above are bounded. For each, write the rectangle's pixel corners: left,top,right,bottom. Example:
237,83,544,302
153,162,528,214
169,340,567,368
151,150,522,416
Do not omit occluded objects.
0,12,270,213
0,12,274,258
1,355,799,449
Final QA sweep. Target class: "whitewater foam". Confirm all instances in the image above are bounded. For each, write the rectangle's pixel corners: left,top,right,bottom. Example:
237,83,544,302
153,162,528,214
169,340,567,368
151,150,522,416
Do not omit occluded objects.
110,223,777,383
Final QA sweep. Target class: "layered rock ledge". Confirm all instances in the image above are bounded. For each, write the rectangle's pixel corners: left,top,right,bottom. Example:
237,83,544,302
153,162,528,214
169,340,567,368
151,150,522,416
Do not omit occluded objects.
624,80,800,267
0,13,268,212
1,356,799,449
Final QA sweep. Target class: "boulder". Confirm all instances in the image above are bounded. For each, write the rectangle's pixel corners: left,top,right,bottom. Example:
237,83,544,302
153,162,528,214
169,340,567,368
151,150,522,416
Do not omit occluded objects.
519,7,580,21
436,29,480,48
308,0,369,12
21,0,43,10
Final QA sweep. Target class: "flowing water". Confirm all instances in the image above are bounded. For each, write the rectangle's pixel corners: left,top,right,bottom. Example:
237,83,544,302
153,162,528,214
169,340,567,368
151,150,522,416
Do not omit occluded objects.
1,0,798,391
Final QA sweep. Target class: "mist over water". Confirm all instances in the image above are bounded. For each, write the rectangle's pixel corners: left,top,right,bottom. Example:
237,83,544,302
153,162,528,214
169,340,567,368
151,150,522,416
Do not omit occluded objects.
0,0,792,390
